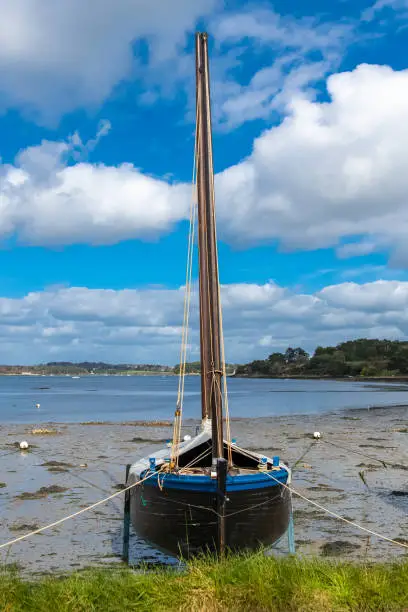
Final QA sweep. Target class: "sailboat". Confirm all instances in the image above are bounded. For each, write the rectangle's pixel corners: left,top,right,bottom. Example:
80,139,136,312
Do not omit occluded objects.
127,32,291,557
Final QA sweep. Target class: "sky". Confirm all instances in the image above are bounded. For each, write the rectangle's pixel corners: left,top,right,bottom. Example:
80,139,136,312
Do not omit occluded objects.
1,0,408,364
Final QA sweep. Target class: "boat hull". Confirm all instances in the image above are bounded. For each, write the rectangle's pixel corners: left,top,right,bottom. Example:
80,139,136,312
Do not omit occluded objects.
130,473,291,557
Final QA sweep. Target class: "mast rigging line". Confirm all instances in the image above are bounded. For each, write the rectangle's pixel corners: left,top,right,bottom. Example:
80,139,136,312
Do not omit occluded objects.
170,105,199,468
170,33,232,467
204,63,232,465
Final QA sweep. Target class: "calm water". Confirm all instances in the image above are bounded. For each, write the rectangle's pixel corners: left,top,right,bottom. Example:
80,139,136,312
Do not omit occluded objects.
0,375,408,423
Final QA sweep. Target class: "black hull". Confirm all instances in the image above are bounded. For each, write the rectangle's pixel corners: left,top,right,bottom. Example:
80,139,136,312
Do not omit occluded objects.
130,480,291,558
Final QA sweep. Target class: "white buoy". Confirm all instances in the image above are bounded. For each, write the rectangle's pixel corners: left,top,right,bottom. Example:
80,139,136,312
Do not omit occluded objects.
19,440,29,450
313,431,321,439
183,434,192,442
36,403,40,409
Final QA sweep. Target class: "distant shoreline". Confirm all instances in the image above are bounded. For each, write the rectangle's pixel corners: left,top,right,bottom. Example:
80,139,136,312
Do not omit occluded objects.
0,371,204,377
0,371,178,377
1,372,408,383
232,373,408,383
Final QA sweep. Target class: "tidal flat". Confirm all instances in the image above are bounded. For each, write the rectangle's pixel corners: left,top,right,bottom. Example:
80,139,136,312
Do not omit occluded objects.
0,405,407,575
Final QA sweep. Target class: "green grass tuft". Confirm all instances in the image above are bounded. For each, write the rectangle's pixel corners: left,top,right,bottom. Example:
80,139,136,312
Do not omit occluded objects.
1,553,408,611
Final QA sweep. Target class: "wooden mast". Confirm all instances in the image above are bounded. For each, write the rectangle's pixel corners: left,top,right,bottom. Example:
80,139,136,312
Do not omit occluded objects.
195,32,224,461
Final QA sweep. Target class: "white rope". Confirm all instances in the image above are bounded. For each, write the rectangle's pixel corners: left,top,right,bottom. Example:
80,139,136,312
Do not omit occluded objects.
179,447,212,473
204,56,232,463
264,472,408,550
170,105,198,467
2,465,407,553
0,469,159,551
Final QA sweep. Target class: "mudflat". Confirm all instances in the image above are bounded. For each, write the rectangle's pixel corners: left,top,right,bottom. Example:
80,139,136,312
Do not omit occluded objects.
0,404,407,575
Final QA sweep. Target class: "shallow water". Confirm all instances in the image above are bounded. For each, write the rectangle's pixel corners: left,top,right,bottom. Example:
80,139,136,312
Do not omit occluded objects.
1,375,408,423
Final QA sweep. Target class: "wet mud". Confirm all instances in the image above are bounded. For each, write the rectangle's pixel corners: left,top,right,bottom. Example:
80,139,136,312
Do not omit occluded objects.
1,404,407,574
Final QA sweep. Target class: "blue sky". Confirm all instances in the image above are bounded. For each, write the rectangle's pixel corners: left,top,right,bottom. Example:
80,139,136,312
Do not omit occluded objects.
1,0,408,363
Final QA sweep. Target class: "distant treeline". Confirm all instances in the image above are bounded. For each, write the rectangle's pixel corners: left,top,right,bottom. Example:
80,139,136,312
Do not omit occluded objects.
173,361,236,375
4,339,408,378
235,339,408,378
0,361,236,376
0,362,174,376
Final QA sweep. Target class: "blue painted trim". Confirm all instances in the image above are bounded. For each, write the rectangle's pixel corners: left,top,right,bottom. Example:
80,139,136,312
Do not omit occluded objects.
140,469,288,492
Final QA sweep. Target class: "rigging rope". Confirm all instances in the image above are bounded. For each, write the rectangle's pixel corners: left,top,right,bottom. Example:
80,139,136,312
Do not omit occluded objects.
204,68,232,465
170,108,198,468
179,446,212,473
0,468,161,551
171,70,233,466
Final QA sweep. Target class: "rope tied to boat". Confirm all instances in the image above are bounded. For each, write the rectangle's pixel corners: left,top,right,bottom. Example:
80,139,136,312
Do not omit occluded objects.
145,471,408,550
263,472,408,551
1,463,407,553
0,468,163,551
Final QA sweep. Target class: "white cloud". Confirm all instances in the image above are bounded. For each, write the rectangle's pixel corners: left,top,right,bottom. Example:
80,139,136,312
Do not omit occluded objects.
363,0,408,20
0,1,357,129
0,132,189,245
336,240,379,259
3,63,408,254
216,63,408,259
2,280,408,363
319,280,408,312
0,0,217,123
210,8,352,129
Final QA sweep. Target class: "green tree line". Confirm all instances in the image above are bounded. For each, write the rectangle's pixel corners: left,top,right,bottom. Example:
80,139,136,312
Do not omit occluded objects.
173,361,236,375
234,339,408,378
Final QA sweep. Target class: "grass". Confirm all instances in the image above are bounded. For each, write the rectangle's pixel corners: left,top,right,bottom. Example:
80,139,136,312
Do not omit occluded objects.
1,554,408,611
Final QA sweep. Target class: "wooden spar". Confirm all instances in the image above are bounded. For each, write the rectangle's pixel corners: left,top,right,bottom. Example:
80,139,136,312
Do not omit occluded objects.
195,32,224,461
128,31,292,563
196,34,210,422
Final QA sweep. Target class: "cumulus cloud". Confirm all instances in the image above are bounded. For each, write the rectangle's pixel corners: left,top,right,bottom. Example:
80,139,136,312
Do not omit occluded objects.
0,132,189,245
2,63,408,253
216,63,408,259
1,280,408,364
0,1,358,129
0,0,216,123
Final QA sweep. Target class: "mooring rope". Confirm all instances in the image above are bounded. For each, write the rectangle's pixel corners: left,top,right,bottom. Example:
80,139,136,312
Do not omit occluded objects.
0,469,161,551
138,472,408,550
1,464,407,553
263,472,408,550
320,438,397,469
290,441,317,472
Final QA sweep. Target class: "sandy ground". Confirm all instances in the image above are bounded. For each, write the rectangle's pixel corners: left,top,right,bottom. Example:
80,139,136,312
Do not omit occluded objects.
0,405,407,575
